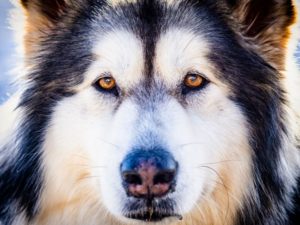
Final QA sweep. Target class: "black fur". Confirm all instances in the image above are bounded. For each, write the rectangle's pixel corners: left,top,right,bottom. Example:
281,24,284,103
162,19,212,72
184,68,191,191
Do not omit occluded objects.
0,0,299,224
288,178,300,224
0,2,98,223
208,30,293,225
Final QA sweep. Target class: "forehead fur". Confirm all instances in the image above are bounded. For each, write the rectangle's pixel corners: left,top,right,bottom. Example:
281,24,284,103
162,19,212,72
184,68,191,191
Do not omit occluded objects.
14,0,296,105
81,30,144,90
155,28,212,86
17,0,297,73
3,1,299,224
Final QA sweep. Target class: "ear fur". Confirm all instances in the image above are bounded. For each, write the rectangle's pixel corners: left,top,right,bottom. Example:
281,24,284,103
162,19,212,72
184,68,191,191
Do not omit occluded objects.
20,0,68,23
226,0,298,69
17,0,77,56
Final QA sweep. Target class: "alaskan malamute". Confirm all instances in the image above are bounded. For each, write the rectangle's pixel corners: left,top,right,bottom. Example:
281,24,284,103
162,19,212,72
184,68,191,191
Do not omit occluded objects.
0,0,299,224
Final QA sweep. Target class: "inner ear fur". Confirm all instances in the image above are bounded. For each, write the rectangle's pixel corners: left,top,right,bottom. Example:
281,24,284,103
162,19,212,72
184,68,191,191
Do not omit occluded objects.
226,0,298,68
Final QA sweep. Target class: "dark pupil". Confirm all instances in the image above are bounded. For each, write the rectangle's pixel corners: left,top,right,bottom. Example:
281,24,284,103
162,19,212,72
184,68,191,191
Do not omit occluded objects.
105,78,112,84
188,75,197,83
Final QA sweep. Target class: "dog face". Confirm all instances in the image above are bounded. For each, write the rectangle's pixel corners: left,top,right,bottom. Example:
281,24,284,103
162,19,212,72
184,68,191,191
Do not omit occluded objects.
15,0,297,224
61,27,251,223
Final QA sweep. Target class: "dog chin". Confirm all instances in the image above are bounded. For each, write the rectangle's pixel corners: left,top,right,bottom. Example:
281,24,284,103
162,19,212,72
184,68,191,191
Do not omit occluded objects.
118,198,183,224
120,214,182,225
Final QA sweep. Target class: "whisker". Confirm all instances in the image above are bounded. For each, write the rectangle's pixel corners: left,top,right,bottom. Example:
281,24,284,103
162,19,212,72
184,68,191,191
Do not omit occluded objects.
194,159,242,167
181,35,198,55
72,154,90,160
77,175,101,182
177,142,204,148
97,138,122,150
75,164,108,169
193,203,202,223
196,165,230,221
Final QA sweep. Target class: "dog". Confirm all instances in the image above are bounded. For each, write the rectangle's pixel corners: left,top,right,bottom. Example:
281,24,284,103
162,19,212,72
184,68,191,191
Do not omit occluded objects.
0,0,299,224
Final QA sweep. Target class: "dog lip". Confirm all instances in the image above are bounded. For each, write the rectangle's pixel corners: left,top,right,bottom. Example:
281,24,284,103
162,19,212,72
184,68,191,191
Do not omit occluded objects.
123,197,179,222
124,210,182,222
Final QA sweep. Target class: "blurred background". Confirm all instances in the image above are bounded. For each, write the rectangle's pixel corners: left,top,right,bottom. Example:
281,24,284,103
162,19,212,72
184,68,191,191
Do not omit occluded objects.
0,1,299,104
0,0,15,104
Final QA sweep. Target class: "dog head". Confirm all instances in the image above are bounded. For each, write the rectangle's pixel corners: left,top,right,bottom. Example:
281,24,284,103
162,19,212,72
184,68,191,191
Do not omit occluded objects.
15,0,298,224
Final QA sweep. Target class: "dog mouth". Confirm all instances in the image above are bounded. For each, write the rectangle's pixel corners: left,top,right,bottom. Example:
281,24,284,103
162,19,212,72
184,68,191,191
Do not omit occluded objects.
123,198,182,222
125,211,182,222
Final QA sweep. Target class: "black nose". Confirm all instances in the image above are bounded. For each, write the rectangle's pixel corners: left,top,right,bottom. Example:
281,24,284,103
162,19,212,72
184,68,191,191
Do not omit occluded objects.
120,149,178,198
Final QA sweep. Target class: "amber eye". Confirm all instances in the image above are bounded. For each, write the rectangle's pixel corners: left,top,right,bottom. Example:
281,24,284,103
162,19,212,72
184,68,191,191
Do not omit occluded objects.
97,77,116,90
182,73,208,95
184,74,205,88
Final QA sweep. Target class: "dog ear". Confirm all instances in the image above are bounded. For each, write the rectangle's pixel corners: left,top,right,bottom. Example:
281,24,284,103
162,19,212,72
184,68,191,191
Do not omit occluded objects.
20,0,68,23
18,0,76,55
226,0,297,68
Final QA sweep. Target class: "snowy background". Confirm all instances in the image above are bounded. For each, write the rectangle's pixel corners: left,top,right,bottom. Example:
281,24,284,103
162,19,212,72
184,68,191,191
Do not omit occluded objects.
0,1,299,104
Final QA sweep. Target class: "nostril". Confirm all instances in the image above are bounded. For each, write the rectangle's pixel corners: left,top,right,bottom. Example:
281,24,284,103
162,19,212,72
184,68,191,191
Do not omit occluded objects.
153,170,176,185
121,149,178,198
122,172,142,185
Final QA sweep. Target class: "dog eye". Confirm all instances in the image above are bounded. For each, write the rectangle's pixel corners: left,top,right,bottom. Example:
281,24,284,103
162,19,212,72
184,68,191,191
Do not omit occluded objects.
182,73,208,94
97,77,116,90
184,74,205,88
94,76,119,96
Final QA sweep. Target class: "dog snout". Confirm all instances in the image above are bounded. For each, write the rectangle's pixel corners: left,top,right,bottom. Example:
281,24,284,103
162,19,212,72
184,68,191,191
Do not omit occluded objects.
120,149,178,198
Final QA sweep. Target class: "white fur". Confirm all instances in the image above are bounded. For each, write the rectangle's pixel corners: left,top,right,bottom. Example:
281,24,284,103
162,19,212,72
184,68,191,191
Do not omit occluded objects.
0,4,298,224
29,28,253,224
76,30,144,92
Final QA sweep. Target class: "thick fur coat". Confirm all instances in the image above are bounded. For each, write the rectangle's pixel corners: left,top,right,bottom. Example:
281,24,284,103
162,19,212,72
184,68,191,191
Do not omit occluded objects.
0,0,299,225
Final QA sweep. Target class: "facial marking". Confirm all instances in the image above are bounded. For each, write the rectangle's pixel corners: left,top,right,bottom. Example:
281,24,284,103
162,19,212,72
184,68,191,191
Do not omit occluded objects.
38,22,254,225
155,29,215,87
76,30,144,92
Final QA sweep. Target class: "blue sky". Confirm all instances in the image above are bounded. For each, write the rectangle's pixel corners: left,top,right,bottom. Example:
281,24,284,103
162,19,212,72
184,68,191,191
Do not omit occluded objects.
0,2,299,104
